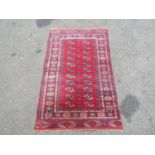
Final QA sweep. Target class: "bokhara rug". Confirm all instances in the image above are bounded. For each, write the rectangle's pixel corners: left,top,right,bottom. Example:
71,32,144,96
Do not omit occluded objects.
35,29,123,130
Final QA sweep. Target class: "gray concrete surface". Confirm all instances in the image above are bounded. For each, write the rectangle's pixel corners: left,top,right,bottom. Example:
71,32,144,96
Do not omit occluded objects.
0,19,155,135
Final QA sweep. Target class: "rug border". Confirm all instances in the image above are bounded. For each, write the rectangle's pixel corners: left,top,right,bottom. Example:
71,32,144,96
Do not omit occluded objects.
34,31,52,129
104,30,123,128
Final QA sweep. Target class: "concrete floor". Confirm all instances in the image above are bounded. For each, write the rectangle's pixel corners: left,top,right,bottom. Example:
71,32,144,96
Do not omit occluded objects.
0,19,155,135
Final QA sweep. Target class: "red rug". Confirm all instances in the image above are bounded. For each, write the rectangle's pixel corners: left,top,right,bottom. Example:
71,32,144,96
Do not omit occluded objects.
35,29,123,130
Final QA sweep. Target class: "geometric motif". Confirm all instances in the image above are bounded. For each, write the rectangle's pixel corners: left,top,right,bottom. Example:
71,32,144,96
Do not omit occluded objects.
35,29,123,130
